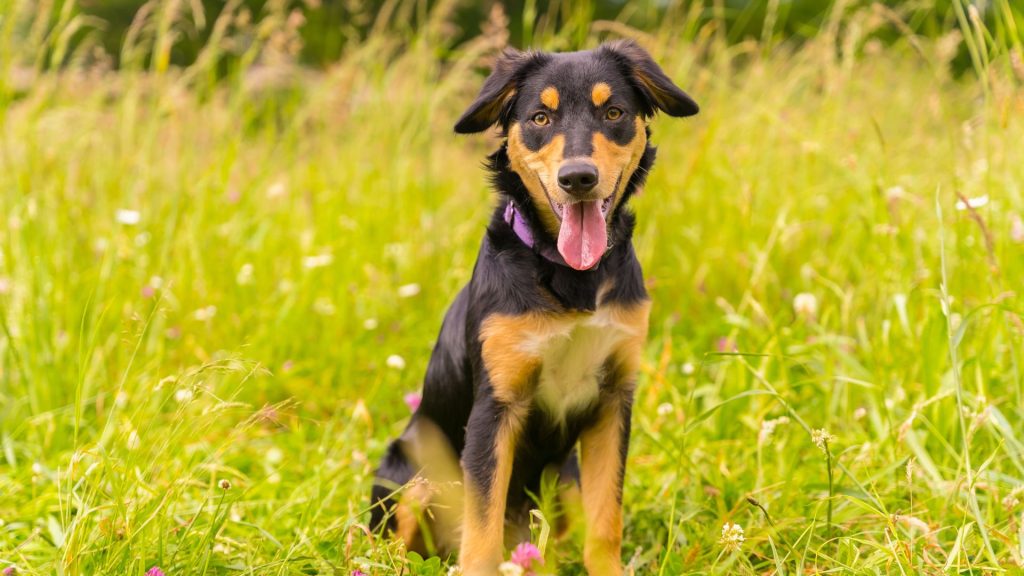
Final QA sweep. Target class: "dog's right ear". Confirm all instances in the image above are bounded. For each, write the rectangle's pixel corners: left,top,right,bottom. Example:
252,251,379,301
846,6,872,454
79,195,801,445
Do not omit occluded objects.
454,48,538,134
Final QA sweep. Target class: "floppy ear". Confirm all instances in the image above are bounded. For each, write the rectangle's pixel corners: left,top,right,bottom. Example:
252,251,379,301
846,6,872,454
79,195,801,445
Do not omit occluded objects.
454,48,538,134
602,40,699,118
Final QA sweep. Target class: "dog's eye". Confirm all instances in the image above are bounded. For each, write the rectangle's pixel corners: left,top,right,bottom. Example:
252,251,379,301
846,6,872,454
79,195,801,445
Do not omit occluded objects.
605,107,623,121
532,112,550,126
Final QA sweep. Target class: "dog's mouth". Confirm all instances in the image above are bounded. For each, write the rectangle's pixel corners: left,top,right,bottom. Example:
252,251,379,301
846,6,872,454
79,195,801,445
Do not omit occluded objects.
546,194,614,271
549,195,615,221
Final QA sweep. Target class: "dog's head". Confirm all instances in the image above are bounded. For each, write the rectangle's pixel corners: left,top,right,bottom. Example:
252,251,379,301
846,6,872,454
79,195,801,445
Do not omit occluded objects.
455,41,698,270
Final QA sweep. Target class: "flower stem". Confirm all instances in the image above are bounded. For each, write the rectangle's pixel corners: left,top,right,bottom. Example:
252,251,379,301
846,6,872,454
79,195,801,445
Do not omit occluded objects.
825,440,834,543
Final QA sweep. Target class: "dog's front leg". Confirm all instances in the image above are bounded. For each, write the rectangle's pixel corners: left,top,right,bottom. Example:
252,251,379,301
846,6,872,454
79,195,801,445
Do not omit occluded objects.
579,390,632,576
459,394,525,574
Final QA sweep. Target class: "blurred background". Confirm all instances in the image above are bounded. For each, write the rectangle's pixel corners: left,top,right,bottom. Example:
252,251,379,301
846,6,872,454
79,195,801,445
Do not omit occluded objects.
9,0,1024,73
2,0,1024,574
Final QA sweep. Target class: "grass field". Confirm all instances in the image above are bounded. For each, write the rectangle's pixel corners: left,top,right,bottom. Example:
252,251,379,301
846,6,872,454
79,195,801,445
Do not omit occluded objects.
2,1,1024,574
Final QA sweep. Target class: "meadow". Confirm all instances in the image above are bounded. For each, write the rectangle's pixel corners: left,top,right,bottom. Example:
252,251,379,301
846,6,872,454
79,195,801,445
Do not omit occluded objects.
2,1,1024,574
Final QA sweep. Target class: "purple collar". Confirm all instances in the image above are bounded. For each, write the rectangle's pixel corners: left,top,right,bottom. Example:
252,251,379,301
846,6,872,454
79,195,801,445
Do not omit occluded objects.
503,201,569,266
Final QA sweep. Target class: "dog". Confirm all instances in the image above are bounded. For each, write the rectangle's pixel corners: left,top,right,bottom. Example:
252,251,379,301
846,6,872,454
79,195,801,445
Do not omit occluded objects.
370,41,698,575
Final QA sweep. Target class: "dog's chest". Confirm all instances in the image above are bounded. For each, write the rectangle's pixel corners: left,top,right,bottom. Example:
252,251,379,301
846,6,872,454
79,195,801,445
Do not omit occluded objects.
526,308,634,421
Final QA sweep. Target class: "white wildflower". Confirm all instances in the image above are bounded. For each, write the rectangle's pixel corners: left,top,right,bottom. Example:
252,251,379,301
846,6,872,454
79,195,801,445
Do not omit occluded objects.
656,403,674,416
175,388,194,403
950,313,962,332
681,362,695,375
194,305,217,321
853,406,867,420
363,318,379,330
719,522,745,552
892,293,907,311
398,283,421,298
885,186,907,200
313,297,336,316
758,416,790,445
386,355,406,370
236,263,254,285
127,430,140,451
266,447,284,465
497,562,524,576
793,292,818,319
302,253,333,269
266,181,287,199
955,195,989,210
812,428,836,452
116,209,141,225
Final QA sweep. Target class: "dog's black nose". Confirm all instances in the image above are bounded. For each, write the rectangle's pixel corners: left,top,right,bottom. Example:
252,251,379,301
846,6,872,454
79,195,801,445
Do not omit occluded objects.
557,162,598,194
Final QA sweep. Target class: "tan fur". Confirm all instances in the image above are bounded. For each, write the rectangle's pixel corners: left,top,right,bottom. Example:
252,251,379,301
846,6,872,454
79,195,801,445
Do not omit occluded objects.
475,87,516,128
394,479,432,551
580,401,626,576
541,86,560,110
507,124,565,236
591,82,612,107
591,117,648,214
481,313,561,404
459,413,524,574
607,298,651,374
579,300,649,576
633,69,672,111
392,418,466,556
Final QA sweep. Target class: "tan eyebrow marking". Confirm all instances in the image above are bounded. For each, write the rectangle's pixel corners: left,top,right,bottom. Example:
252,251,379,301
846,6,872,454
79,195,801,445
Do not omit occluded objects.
591,82,612,107
540,86,559,110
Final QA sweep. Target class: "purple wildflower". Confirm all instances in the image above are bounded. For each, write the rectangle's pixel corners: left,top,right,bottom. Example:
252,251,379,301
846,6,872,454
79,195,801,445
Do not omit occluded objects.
352,571,367,576
146,567,166,576
715,337,736,353
404,392,422,412
510,541,543,569
3,567,18,576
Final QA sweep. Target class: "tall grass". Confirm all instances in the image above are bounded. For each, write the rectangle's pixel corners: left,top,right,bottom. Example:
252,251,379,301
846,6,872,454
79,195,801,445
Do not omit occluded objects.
1,0,1023,574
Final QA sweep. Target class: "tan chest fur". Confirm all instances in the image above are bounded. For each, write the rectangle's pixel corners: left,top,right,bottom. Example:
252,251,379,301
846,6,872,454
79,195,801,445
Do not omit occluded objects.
479,300,651,420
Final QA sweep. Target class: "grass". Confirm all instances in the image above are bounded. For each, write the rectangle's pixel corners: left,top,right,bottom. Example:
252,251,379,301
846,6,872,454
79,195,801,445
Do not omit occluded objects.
2,0,1024,574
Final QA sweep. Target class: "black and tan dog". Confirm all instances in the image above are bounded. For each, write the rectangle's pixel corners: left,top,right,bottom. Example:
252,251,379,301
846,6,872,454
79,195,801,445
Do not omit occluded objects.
370,41,698,575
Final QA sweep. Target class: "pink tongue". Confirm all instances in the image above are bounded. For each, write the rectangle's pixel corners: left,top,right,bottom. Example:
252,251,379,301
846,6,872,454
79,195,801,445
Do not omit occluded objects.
557,200,607,270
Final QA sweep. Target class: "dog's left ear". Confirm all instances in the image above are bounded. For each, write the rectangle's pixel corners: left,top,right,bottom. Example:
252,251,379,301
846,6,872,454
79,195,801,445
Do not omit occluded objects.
455,48,541,134
602,40,699,118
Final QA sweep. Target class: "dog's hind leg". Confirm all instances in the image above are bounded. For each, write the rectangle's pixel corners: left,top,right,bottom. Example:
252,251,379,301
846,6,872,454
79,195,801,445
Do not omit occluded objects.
370,417,464,556
369,439,414,535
